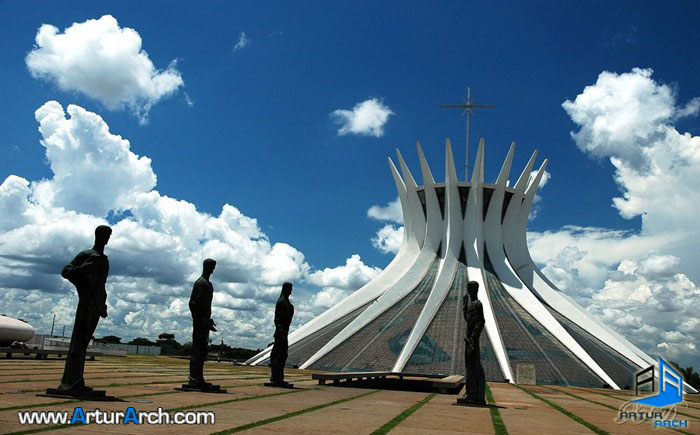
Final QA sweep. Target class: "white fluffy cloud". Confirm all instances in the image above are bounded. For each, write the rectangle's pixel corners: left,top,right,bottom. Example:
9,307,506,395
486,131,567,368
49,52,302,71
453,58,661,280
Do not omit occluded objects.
367,197,403,224
233,31,250,51
529,68,700,367
32,101,156,216
332,98,394,137
308,254,381,290
0,101,363,350
26,15,184,123
367,197,404,255
307,254,381,310
371,224,404,254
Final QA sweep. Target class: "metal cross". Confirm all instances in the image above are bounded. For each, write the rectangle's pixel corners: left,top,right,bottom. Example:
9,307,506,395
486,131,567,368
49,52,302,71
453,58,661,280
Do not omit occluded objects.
441,87,495,179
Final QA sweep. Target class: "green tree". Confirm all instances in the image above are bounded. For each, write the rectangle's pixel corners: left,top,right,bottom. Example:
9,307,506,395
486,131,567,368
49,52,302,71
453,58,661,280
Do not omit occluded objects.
156,333,181,355
94,335,121,344
128,337,156,346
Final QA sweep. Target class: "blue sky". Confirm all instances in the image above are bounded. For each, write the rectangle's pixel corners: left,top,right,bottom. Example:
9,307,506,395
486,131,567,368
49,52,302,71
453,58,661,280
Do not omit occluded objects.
1,2,698,367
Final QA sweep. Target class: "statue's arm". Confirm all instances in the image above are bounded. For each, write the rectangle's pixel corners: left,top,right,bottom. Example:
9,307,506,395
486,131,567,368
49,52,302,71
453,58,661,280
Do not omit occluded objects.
189,281,204,316
189,281,213,329
61,252,90,283
468,303,485,344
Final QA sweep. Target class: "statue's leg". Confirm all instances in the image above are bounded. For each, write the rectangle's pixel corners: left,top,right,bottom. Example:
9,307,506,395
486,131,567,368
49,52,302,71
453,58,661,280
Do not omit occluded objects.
476,347,486,404
464,340,478,399
189,322,207,384
270,329,284,384
279,333,289,383
79,313,100,387
59,300,93,390
269,340,278,382
201,329,210,383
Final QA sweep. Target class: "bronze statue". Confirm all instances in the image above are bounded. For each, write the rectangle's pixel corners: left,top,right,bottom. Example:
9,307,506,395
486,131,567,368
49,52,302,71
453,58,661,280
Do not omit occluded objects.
179,259,225,393
266,282,294,388
457,280,486,406
46,225,111,398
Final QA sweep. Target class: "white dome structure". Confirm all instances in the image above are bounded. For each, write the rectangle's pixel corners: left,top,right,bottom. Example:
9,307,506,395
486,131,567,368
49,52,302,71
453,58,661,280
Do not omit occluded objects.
248,139,695,391
0,315,35,346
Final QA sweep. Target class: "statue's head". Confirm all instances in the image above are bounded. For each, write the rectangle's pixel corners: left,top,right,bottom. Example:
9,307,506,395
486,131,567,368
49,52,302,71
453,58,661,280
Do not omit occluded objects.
467,280,479,300
282,282,293,298
94,225,112,247
203,258,216,275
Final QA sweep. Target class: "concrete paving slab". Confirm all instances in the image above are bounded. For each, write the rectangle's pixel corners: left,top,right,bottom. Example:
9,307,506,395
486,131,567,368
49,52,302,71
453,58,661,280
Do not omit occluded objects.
258,389,422,434
392,391,494,435
525,385,686,434
489,382,591,435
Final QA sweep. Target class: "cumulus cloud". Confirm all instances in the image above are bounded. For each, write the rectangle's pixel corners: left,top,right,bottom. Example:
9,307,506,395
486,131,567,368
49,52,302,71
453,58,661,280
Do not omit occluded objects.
307,254,381,310
332,98,393,137
371,224,404,254
32,101,156,216
367,197,403,224
529,68,700,367
26,15,184,123
0,101,364,350
591,255,700,362
367,197,404,254
308,254,381,290
527,169,551,220
233,31,250,51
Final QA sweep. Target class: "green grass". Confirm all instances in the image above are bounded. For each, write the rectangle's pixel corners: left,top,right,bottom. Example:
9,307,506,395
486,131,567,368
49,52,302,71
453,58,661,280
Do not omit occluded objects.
370,392,436,434
485,384,508,435
14,374,288,393
210,389,380,434
555,386,694,435
575,387,700,422
0,374,310,411
4,387,311,434
514,385,610,435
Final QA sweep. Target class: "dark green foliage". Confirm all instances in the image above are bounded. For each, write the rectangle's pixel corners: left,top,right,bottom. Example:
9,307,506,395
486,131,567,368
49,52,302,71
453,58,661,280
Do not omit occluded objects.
669,360,700,390
94,335,121,344
128,337,156,346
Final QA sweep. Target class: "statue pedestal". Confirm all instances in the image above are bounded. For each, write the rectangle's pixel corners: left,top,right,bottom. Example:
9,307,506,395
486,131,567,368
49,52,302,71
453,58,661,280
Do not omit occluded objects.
175,383,227,393
39,388,120,401
264,381,295,389
454,397,487,407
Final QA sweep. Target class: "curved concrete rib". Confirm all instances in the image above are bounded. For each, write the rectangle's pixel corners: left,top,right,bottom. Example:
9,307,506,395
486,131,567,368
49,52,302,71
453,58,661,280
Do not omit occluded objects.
492,158,620,388
389,157,411,253
299,143,444,370
464,139,514,382
506,157,656,372
393,139,461,372
397,149,426,249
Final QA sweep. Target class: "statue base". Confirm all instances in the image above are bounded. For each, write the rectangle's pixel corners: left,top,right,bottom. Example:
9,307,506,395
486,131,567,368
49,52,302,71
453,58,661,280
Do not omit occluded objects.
175,383,227,393
454,397,487,407
39,388,120,401
264,381,295,389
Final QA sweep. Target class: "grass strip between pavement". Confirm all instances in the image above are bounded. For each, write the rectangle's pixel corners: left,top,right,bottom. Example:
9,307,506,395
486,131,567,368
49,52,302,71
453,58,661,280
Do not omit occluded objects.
574,387,700,422
548,387,693,435
514,385,609,435
210,389,380,434
14,373,307,393
6,388,309,434
370,392,436,434
0,375,310,412
485,384,508,435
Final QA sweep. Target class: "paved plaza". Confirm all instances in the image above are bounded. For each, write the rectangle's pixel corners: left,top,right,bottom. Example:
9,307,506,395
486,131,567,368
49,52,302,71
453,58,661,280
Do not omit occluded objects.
0,356,697,434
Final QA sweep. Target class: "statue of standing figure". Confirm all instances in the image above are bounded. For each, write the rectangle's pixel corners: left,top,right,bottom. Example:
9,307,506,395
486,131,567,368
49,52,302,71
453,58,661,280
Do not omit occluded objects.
179,258,226,393
457,280,487,406
44,225,112,399
266,282,294,388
